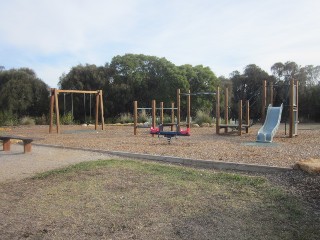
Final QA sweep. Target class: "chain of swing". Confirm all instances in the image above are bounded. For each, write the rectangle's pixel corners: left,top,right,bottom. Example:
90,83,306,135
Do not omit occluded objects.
63,93,92,123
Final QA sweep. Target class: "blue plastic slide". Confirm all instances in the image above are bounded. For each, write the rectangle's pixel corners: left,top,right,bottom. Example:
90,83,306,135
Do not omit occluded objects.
256,104,283,143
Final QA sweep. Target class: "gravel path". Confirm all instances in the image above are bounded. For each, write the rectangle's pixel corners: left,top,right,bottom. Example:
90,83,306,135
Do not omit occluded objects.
0,144,118,183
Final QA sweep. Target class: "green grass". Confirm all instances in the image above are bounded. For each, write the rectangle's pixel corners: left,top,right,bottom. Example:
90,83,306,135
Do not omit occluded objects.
1,159,319,239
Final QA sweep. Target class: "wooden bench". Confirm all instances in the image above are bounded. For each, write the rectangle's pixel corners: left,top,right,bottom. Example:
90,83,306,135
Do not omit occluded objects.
0,135,35,153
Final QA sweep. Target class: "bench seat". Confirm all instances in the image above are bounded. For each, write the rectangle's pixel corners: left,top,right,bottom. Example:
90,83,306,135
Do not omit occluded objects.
0,135,34,153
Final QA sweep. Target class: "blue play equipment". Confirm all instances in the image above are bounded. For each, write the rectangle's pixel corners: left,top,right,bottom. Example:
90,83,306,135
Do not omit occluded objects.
256,104,283,143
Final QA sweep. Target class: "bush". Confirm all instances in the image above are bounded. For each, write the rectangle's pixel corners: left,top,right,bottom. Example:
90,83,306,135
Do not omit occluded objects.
163,114,173,124
34,114,48,125
0,111,19,126
117,113,133,124
20,116,35,125
194,110,212,126
137,109,150,123
60,112,74,125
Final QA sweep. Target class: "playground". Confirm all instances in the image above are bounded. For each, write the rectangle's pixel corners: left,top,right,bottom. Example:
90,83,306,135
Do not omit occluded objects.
1,123,319,168
1,81,320,238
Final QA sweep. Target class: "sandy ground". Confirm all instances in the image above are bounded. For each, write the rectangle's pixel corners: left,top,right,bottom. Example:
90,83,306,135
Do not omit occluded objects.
0,123,319,172
0,143,118,183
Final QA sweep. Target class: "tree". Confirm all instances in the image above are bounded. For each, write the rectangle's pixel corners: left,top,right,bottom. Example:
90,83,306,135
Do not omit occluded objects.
108,54,189,117
271,61,320,122
230,65,272,120
0,68,49,119
179,64,220,115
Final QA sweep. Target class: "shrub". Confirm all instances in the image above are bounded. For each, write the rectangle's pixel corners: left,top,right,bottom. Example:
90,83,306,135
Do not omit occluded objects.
163,114,173,124
194,110,212,126
117,113,133,124
137,109,150,123
34,114,48,125
0,111,19,126
60,112,74,125
20,116,35,125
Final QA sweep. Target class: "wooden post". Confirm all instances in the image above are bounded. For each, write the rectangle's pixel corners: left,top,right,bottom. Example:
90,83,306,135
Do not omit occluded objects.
269,82,273,106
134,101,138,135
3,139,10,151
224,87,228,133
152,100,156,136
246,100,250,133
99,90,105,130
160,102,164,125
54,89,60,134
177,89,181,132
24,141,32,153
262,80,267,122
171,102,175,131
95,92,99,130
238,100,242,136
295,79,299,136
187,90,191,128
216,87,220,134
49,88,55,133
289,79,294,138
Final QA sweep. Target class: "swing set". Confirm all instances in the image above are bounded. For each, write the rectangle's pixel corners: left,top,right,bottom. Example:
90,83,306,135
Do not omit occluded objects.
49,88,105,134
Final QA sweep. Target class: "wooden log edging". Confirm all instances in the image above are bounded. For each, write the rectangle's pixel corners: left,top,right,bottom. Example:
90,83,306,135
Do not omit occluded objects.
33,143,293,174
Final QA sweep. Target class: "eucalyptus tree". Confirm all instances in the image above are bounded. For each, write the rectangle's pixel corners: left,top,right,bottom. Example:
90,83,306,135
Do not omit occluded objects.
230,64,272,120
179,64,220,115
108,54,189,116
0,68,49,121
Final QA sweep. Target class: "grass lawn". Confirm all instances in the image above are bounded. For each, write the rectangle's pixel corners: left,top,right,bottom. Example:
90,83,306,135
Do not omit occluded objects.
0,159,319,239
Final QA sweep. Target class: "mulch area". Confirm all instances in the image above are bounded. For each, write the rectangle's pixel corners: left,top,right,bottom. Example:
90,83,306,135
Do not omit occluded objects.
1,123,319,168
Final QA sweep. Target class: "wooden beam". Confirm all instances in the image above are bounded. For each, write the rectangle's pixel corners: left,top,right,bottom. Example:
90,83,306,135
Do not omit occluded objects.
238,100,242,136
216,87,220,134
56,90,99,94
134,101,138,135
187,90,191,128
262,80,266,122
99,90,104,130
289,79,294,138
171,102,175,131
224,87,228,133
49,88,55,133
54,89,60,134
160,102,164,125
177,89,181,131
152,100,156,137
95,92,99,130
246,100,250,133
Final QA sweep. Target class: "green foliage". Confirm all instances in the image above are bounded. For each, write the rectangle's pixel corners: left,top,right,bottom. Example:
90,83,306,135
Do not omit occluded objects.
60,112,74,125
163,114,172,124
34,114,48,125
194,110,212,126
230,64,272,120
116,113,133,124
0,110,18,126
137,109,150,123
0,68,49,119
179,64,220,115
20,116,35,125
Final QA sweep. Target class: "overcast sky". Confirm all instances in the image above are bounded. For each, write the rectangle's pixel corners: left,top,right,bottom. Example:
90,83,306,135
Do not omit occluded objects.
1,0,319,88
